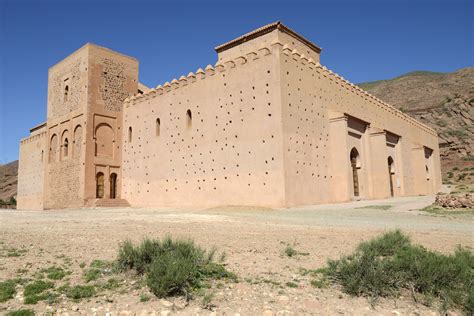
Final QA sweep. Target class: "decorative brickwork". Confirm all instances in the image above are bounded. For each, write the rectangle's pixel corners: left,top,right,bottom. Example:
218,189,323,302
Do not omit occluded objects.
100,58,129,112
49,59,83,118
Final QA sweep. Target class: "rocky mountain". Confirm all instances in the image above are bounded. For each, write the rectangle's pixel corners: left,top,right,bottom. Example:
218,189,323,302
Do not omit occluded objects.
0,160,18,204
358,67,474,181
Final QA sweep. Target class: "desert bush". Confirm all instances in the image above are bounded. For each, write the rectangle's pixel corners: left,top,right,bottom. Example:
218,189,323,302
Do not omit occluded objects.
40,266,67,280
0,280,16,302
6,309,35,316
325,230,473,313
23,280,56,304
117,236,235,299
284,245,298,257
65,285,95,300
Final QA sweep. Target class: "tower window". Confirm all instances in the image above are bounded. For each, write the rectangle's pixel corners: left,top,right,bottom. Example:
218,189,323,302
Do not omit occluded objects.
64,85,69,102
128,127,132,143
186,109,192,129
63,138,69,157
156,118,161,137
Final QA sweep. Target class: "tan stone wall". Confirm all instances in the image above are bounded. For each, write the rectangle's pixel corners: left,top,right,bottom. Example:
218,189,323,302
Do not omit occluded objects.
17,128,46,210
83,45,138,201
277,44,441,205
122,44,285,207
43,46,89,209
276,37,442,206
279,43,331,206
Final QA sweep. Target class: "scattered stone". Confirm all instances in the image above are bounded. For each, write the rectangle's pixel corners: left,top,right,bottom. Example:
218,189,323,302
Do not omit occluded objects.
160,299,173,308
262,310,274,316
435,193,474,208
71,305,79,311
160,310,171,316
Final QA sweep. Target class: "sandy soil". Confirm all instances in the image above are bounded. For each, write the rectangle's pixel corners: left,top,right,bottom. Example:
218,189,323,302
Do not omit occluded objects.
0,195,472,315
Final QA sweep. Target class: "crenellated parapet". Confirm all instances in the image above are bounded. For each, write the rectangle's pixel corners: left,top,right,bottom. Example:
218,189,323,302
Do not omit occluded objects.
20,130,47,145
123,44,275,108
279,45,437,137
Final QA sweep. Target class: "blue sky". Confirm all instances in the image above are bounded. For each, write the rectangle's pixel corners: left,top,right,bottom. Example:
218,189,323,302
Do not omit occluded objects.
0,0,472,164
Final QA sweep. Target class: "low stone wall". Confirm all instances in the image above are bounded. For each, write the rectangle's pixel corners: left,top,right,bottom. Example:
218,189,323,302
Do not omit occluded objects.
435,193,474,208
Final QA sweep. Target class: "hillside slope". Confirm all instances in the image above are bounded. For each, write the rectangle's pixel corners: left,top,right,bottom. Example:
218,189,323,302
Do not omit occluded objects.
358,67,474,182
0,160,18,203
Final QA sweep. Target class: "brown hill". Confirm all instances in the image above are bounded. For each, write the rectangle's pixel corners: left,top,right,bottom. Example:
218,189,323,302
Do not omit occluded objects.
0,160,18,203
358,68,474,183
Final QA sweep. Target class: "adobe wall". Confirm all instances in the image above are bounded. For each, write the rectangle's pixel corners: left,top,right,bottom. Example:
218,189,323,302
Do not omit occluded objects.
17,126,47,210
279,46,441,206
43,46,89,209
122,43,285,207
280,43,441,205
83,45,138,201
278,43,331,206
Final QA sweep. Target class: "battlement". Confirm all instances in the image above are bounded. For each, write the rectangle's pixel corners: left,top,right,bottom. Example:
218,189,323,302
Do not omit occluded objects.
124,34,436,138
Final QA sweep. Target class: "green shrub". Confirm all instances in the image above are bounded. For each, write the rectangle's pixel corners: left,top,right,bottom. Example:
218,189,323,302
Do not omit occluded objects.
40,266,67,280
83,268,101,282
24,280,54,297
116,238,162,274
66,285,95,300
0,280,16,302
284,245,298,257
117,236,236,299
325,230,473,312
6,309,35,316
23,280,55,304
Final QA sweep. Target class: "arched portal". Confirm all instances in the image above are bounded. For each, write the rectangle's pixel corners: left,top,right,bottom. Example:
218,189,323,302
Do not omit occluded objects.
350,148,360,197
388,156,395,197
96,172,104,198
110,173,117,199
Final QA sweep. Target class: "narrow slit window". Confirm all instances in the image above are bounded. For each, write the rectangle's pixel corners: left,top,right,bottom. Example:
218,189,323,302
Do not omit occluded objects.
64,85,69,102
63,138,68,157
156,118,161,137
186,109,192,129
128,127,132,143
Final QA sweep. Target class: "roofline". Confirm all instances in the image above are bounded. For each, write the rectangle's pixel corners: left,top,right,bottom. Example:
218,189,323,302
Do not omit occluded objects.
215,21,322,54
30,122,47,133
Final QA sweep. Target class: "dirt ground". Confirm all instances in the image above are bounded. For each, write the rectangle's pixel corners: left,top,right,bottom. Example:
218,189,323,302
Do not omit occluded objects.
1,195,472,315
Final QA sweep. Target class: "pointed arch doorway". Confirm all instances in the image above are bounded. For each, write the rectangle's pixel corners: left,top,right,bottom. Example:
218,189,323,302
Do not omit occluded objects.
110,173,117,199
350,148,360,197
388,156,395,197
96,172,104,198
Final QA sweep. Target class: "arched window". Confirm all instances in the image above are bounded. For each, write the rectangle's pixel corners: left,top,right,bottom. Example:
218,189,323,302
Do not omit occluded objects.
186,109,192,129
73,125,83,158
128,126,132,143
95,123,114,158
156,118,161,137
61,130,69,160
63,138,69,157
64,85,69,102
49,134,58,163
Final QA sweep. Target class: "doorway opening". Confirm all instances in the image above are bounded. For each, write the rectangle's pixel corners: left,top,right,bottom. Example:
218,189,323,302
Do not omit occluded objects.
96,172,104,198
388,156,395,197
350,148,360,197
110,173,117,199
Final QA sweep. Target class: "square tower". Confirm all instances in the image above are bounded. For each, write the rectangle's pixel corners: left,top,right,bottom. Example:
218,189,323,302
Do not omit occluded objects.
42,44,138,209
